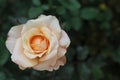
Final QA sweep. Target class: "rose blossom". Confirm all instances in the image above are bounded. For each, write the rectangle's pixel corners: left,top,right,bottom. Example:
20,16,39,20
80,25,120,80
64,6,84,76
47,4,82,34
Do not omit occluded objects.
6,15,70,71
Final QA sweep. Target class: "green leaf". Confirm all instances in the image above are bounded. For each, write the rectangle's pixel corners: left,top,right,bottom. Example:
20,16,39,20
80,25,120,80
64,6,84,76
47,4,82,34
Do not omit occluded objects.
97,9,113,21
66,47,75,61
81,7,99,20
0,51,9,66
0,68,15,80
112,47,120,63
96,12,104,21
32,0,41,6
71,17,83,31
61,22,72,31
77,46,89,60
58,0,81,11
0,0,7,13
91,65,103,79
71,71,79,80
69,0,81,10
28,7,43,18
104,9,112,21
29,5,49,18
41,5,49,10
0,0,7,7
0,71,6,80
18,17,28,24
57,64,74,80
0,37,9,66
29,7,43,18
78,63,91,80
100,22,111,30
56,7,66,15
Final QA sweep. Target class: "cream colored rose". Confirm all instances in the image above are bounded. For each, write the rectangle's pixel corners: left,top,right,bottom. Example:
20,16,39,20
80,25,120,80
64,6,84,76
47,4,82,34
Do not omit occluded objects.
6,15,70,71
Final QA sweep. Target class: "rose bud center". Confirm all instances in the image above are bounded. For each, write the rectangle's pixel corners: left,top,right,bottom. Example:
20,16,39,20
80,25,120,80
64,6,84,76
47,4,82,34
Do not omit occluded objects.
30,35,49,54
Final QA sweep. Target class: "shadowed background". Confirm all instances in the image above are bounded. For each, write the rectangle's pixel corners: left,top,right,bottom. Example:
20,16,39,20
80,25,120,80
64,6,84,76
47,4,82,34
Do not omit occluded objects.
0,0,120,80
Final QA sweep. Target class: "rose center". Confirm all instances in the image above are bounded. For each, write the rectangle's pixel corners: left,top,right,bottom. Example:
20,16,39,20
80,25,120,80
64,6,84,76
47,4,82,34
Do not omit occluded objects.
30,35,49,54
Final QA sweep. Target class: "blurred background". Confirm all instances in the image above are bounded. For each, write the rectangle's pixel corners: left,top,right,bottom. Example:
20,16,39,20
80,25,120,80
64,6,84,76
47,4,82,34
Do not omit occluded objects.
0,0,120,80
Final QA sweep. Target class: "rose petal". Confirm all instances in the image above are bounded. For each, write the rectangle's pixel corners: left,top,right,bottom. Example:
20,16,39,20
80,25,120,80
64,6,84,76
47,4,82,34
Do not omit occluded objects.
39,32,59,61
22,27,51,59
24,49,46,59
19,66,26,70
22,15,61,39
57,47,66,58
33,56,66,71
6,38,16,54
6,14,70,71
59,30,71,48
39,15,62,39
33,55,57,71
11,38,38,68
53,56,66,70
22,28,42,54
7,25,23,38
6,25,23,53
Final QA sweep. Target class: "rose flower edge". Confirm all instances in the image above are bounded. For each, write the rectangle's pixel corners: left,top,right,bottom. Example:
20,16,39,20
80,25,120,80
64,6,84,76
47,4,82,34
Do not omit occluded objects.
6,15,70,71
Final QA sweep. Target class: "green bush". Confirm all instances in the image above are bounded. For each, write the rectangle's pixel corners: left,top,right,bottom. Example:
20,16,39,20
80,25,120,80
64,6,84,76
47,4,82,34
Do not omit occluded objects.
0,0,120,80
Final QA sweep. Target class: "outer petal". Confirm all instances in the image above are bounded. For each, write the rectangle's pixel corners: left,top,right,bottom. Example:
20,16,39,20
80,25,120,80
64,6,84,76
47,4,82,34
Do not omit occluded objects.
39,15,62,39
57,30,70,58
22,15,61,39
59,30,70,48
6,25,23,53
53,56,66,70
7,25,23,38
11,38,38,68
33,55,57,71
57,47,66,58
6,38,16,54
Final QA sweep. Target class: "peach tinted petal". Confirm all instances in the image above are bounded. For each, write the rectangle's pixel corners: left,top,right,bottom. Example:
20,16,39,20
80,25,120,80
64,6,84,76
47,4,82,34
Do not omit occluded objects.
11,38,38,68
22,15,61,39
6,38,16,54
39,15,61,39
57,47,66,58
22,28,41,53
7,25,23,38
46,56,66,71
6,25,23,53
30,35,49,53
22,27,50,59
39,33,59,61
21,19,42,34
33,56,57,71
22,28,43,58
53,56,66,70
24,50,46,59
19,66,26,70
57,30,70,58
59,30,70,48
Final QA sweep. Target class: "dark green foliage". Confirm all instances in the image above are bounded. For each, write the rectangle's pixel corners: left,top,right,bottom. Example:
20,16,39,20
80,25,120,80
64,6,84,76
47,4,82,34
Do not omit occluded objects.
32,0,41,6
80,7,99,20
0,0,120,80
77,46,89,60
78,63,91,80
0,37,9,66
